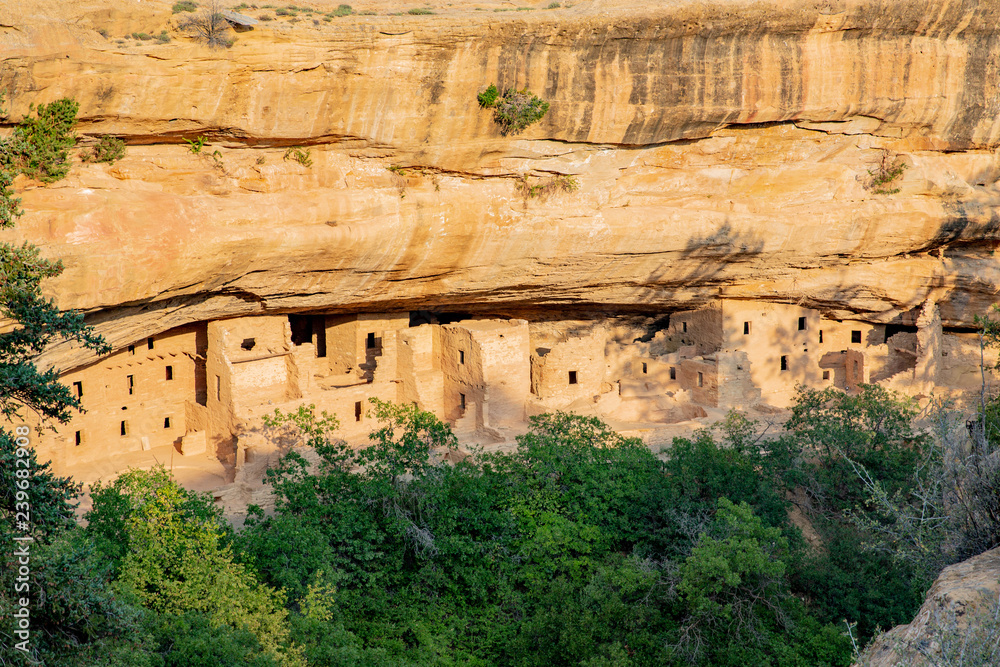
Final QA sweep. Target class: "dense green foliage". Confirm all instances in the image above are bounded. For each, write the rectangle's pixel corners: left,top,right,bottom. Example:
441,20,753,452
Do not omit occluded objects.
1,98,79,183
2,382,972,665
477,85,550,135
84,136,126,164
232,401,888,665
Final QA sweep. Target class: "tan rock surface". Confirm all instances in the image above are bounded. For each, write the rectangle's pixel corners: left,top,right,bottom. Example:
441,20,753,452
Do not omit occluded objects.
2,0,1000,371
859,545,1000,666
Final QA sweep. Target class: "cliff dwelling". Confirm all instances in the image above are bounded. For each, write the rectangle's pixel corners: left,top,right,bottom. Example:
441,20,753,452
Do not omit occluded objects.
28,298,995,507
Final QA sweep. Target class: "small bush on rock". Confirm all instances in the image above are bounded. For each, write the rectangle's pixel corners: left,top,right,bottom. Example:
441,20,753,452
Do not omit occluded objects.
180,1,236,48
867,149,907,195
477,85,549,135
0,98,79,183
83,136,126,164
283,147,312,168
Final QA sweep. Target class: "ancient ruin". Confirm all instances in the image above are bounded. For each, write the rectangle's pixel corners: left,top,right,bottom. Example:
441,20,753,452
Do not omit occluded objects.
29,296,995,510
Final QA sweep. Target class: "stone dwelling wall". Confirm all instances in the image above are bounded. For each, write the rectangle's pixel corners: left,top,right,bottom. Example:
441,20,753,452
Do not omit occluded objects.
678,357,718,407
845,348,867,388
440,323,486,424
207,317,290,462
938,333,1000,391
914,302,943,389
530,327,606,407
471,319,531,426
716,351,761,409
662,304,723,355
35,324,206,474
398,324,445,415
439,319,530,428
720,300,822,407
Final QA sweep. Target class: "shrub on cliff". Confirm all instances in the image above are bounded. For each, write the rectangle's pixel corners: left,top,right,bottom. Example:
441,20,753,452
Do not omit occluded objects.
477,85,549,135
180,0,235,48
83,135,127,164
0,97,79,183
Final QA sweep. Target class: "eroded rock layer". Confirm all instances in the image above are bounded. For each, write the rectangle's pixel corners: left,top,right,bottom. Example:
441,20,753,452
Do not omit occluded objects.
1,0,1000,371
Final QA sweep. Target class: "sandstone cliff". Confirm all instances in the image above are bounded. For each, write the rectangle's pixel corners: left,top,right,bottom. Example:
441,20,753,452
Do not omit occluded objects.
2,0,1000,370
859,545,1000,666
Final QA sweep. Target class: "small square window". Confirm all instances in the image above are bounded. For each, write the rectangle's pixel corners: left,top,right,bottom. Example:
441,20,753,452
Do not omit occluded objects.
641,362,648,374
459,350,465,365
697,372,703,387
851,330,862,344
568,371,578,385
72,381,83,398
120,421,128,436
743,321,751,335
798,317,806,331
147,337,154,350
241,338,256,351
164,417,171,429
780,356,788,371
355,401,362,422
822,370,830,380
165,366,173,381
669,367,676,380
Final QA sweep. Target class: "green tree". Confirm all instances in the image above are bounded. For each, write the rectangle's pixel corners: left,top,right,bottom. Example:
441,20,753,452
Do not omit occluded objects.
87,467,302,665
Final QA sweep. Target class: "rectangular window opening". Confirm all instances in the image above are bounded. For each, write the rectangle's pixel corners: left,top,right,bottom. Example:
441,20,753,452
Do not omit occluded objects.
780,356,788,371
165,365,173,381
120,421,128,437
819,330,824,344
164,416,171,429
215,375,221,401
314,319,327,358
147,337,154,350
669,367,676,380
641,362,648,374
128,344,135,355
289,315,312,346
822,370,830,380
568,371,578,385
798,317,806,331
75,430,82,447
72,381,83,398
697,371,703,387
682,322,687,333
851,330,862,344
459,393,466,410
743,321,751,335
355,401,362,422
459,350,465,365
366,332,377,349
127,375,134,395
